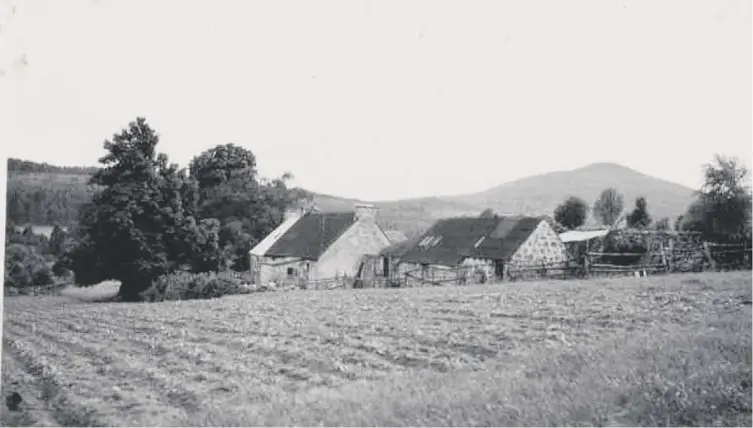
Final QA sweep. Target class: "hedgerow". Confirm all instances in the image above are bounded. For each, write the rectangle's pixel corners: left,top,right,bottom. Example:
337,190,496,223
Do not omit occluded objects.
140,271,251,302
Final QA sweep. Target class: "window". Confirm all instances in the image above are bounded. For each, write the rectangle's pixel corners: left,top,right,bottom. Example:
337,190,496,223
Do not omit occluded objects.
420,236,443,250
287,267,298,277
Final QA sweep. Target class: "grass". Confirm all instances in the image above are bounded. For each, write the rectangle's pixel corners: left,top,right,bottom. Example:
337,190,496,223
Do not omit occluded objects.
1,271,751,426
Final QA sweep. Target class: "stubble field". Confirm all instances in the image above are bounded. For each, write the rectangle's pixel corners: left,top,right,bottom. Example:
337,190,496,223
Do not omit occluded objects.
2,272,751,426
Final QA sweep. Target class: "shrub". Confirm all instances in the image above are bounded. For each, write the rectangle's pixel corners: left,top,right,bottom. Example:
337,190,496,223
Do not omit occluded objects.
140,271,251,302
600,234,647,266
4,244,55,289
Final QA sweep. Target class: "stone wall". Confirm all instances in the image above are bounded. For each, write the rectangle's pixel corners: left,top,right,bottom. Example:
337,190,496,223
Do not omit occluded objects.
256,256,312,288
508,220,569,280
510,220,568,266
461,257,497,283
315,216,392,280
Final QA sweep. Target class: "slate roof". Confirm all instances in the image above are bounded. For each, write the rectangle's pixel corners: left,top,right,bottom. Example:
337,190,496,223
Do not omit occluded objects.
380,235,420,258
473,216,543,260
249,213,302,257
264,211,356,260
400,216,545,266
384,230,408,244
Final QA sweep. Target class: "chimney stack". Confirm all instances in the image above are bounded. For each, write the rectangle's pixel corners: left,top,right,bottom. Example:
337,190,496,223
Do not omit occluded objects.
354,204,377,222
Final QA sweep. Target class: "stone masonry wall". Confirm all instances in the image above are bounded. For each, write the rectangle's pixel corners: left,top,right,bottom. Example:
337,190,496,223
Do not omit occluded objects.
315,217,392,280
256,256,312,288
461,257,496,283
508,221,568,279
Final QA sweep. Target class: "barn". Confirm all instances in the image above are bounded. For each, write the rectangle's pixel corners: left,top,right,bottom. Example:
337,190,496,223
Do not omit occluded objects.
395,216,569,285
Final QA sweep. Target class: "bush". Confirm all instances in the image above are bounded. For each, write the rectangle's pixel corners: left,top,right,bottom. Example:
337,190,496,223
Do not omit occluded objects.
140,271,251,302
601,234,647,266
4,244,55,289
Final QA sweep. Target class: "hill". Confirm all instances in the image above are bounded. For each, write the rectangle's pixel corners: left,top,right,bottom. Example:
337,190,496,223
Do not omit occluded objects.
6,171,97,228
6,159,696,237
308,163,696,237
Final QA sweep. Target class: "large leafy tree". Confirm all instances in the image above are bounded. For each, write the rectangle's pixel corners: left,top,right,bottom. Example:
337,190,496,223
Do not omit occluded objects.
626,197,652,229
680,155,751,243
554,196,588,230
189,143,258,191
65,118,220,300
189,144,301,271
592,188,624,227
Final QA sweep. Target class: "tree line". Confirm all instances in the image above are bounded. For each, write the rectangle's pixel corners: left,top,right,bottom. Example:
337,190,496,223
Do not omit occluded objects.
6,182,96,227
7,158,100,175
550,155,752,244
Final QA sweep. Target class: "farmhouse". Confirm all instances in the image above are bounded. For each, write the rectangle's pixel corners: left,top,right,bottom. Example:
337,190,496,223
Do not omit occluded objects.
249,204,392,288
394,216,568,285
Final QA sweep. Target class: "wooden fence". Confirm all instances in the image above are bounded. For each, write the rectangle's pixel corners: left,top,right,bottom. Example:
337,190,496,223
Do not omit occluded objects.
356,240,750,288
240,240,750,292
582,240,751,278
506,260,583,281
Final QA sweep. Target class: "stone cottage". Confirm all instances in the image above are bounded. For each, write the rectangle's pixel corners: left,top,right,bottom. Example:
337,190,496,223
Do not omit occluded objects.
249,204,392,288
396,216,569,285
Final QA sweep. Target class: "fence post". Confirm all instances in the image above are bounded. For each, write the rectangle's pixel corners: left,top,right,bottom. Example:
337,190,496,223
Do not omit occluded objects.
703,242,717,271
667,240,674,273
660,242,668,273
584,253,591,278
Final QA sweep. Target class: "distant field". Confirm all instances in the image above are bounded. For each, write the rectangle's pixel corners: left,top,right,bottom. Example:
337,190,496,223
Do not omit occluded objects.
2,272,751,427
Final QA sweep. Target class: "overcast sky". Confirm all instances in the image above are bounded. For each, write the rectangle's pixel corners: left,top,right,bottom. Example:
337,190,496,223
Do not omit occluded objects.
0,0,750,200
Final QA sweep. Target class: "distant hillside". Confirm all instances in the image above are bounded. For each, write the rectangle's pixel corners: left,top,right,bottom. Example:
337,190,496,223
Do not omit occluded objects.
7,158,99,175
302,192,480,238
6,159,97,228
6,176,96,228
307,163,696,237
451,163,695,221
6,158,697,238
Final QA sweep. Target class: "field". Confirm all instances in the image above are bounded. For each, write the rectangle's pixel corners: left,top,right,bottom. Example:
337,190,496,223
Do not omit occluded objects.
2,272,751,426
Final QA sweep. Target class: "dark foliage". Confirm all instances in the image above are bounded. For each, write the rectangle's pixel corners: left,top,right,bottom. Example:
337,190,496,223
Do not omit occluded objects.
140,271,251,302
189,144,300,271
554,196,588,230
600,234,647,266
626,197,652,229
5,224,49,252
679,155,752,243
48,224,67,257
7,158,100,175
4,244,54,289
6,174,96,227
66,118,222,300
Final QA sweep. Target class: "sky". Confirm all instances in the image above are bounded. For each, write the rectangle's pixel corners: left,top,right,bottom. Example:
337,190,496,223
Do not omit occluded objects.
0,0,750,201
